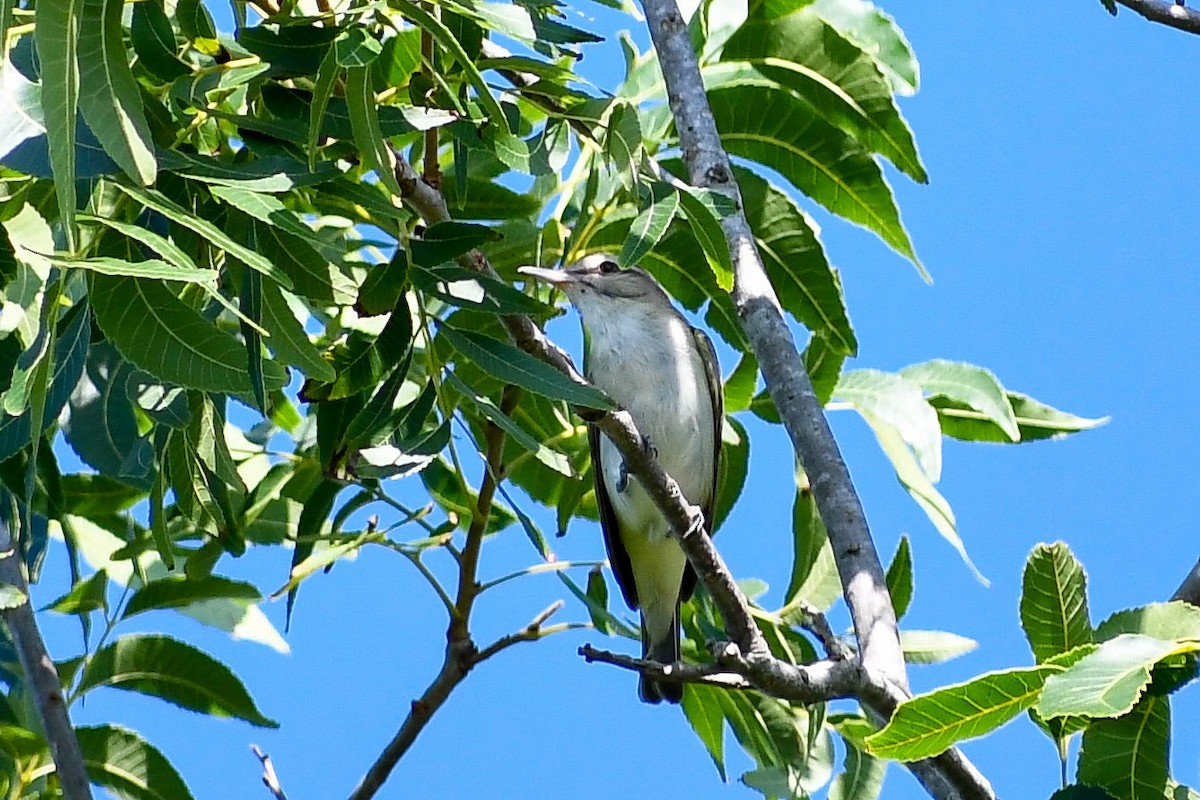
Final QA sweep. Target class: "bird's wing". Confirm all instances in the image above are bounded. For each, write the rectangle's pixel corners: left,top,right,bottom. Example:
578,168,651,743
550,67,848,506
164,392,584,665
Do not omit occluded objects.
680,325,724,602
588,423,639,610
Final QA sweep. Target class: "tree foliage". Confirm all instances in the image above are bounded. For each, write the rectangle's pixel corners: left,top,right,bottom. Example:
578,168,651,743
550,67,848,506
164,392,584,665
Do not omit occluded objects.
0,0,1191,797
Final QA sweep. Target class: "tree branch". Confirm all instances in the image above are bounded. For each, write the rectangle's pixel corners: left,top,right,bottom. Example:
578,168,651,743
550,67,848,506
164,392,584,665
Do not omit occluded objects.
251,745,288,800
1108,0,1200,34
1171,557,1200,606
0,519,93,800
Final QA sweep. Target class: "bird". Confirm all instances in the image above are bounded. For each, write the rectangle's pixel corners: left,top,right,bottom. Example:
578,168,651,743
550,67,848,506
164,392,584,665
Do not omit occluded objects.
520,254,722,704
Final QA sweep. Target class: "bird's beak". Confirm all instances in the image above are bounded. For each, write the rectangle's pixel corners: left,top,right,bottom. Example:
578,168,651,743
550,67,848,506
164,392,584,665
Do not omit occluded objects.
518,266,576,286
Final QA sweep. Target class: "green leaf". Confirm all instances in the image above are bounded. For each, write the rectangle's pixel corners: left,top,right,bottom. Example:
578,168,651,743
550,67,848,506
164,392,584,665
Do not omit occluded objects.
51,254,215,282
1038,634,1200,719
79,724,196,800
36,0,82,249
682,682,728,781
345,65,403,197
411,221,502,267
389,0,509,131
675,185,734,291
260,281,336,382
721,5,924,180
723,353,757,413
885,535,912,620
308,46,339,170
0,584,27,609
1077,696,1169,800
828,736,886,800
865,665,1061,760
413,263,550,315
78,633,278,727
208,185,341,264
834,369,941,481
130,0,190,82
63,343,154,487
1021,541,1093,663
112,183,294,291
712,416,749,533
44,569,108,615
811,0,919,96
737,167,855,354
899,360,1019,442
123,576,262,619
708,84,921,273
618,183,680,268
237,23,340,75
78,0,156,185
442,177,544,221
88,274,287,396
1095,602,1200,643
783,469,840,613
439,324,614,410
931,390,1107,444
899,630,977,664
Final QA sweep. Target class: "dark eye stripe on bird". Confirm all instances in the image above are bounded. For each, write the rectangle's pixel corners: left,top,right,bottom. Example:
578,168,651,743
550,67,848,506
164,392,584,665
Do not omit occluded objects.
520,255,723,704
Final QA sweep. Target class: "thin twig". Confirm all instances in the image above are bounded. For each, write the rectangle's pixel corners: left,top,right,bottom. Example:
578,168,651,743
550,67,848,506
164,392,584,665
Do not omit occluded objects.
579,644,755,689
1110,0,1200,34
251,745,288,800
0,520,93,800
793,602,853,661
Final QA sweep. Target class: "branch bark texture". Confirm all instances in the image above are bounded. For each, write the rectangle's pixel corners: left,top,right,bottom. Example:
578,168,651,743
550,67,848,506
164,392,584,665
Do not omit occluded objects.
0,520,93,800
1110,0,1200,34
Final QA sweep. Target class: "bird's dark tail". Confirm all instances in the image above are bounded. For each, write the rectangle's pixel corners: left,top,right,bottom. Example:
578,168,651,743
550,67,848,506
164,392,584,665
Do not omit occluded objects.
639,606,682,705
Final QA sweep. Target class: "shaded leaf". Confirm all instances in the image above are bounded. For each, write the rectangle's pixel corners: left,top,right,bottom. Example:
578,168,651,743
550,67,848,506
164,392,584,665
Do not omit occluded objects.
79,724,196,800
1077,696,1169,800
1021,541,1092,663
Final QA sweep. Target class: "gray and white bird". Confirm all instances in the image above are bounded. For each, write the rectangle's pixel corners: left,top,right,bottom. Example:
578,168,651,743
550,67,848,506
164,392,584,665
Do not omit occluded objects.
521,255,722,704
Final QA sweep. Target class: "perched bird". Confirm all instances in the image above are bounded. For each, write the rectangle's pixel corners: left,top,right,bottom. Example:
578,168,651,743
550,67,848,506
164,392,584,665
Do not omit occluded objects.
521,255,722,704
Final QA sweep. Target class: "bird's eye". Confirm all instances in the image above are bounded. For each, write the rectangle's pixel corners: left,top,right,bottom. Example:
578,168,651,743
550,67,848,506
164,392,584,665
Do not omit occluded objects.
599,260,619,274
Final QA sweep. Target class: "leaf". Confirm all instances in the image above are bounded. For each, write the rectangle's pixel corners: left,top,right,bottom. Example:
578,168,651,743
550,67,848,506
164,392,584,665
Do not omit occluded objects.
682,683,728,781
721,5,924,180
123,576,262,619
1095,602,1200,643
35,0,82,248
345,65,402,197
113,183,293,290
260,281,336,382
130,0,190,82
0,584,27,609
308,46,339,170
1038,634,1200,719
1021,541,1093,663
865,666,1061,760
900,360,1019,442
811,0,919,95
51,254,215,282
78,634,278,727
88,274,287,396
438,323,614,410
410,220,502,266
708,84,921,273
885,535,912,620
65,514,288,652
834,369,941,481
931,390,1107,444
783,469,840,613
79,724,196,800
44,569,108,615
618,183,680,268
712,416,749,533
1077,696,1169,800
236,23,340,75
77,0,156,185
390,0,509,131
413,263,550,316
899,630,977,664
828,737,886,800
675,185,734,291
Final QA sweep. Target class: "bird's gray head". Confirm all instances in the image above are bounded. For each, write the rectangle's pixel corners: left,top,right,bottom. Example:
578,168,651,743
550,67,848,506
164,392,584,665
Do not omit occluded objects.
519,255,672,315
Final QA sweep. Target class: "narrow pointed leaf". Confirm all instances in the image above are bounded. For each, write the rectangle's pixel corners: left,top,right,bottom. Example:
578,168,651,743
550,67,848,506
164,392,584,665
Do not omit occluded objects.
123,576,261,619
439,324,614,410
36,0,82,248
900,630,977,664
885,534,912,620
865,666,1061,760
78,0,157,185
674,185,733,291
78,633,278,726
835,369,941,481
260,281,336,382
931,391,1108,444
900,360,1019,443
51,255,214,282
1021,541,1092,663
618,183,679,268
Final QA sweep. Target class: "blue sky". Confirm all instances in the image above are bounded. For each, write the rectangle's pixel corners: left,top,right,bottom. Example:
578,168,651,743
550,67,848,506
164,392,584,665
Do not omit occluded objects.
33,3,1200,799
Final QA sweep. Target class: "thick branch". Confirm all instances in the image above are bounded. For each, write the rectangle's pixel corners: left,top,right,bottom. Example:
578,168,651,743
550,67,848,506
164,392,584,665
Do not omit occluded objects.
0,520,93,800
1110,0,1200,34
1172,557,1200,606
639,0,905,693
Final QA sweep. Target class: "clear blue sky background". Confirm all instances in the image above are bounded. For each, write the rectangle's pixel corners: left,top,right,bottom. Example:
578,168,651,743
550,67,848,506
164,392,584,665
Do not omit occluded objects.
32,3,1200,799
